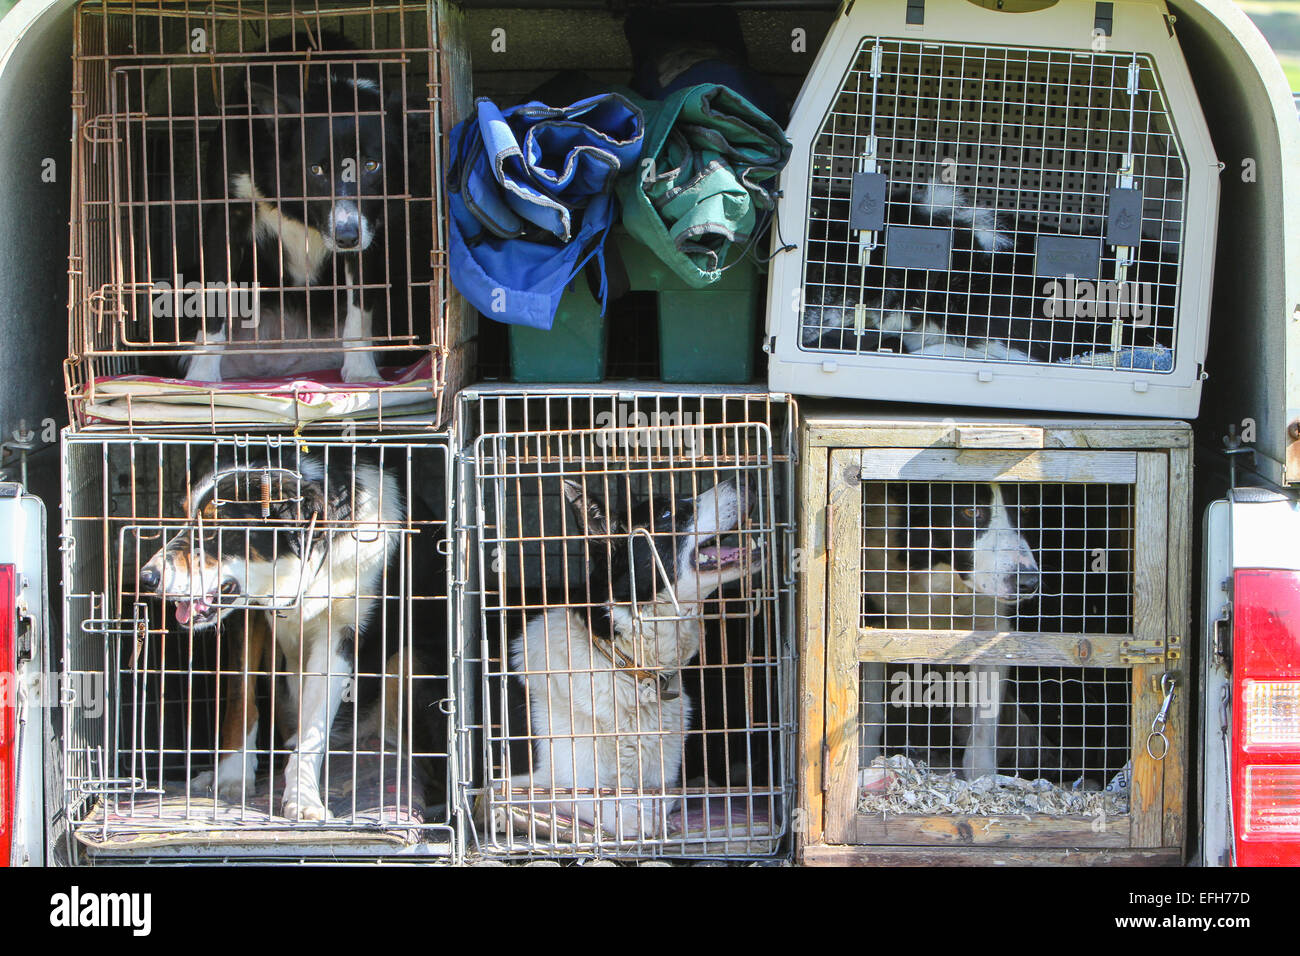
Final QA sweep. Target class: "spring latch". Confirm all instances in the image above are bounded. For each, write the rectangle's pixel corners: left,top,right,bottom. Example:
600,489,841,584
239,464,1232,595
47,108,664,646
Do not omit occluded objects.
1146,672,1177,760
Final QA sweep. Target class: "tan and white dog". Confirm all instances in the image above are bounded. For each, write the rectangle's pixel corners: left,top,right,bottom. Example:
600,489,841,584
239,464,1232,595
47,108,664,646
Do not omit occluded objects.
508,476,761,840
139,453,402,820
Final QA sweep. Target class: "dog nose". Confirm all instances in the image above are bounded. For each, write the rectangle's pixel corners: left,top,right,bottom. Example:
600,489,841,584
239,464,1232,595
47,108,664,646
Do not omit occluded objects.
333,219,360,248
1017,572,1040,596
139,566,160,592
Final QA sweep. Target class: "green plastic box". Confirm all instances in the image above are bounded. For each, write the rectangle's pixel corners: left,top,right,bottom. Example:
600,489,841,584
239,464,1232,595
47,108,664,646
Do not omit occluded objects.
508,229,760,384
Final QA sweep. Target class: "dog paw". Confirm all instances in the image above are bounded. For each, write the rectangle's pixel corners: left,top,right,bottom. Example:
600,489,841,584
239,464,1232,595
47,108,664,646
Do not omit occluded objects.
192,767,255,801
281,787,327,821
184,355,224,383
340,352,380,384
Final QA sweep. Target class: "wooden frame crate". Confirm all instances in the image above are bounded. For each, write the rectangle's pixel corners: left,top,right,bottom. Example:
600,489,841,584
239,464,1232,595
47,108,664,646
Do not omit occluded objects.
796,411,1191,866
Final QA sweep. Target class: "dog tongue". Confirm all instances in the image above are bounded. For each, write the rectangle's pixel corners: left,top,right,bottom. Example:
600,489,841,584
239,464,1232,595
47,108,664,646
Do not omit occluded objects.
174,599,209,625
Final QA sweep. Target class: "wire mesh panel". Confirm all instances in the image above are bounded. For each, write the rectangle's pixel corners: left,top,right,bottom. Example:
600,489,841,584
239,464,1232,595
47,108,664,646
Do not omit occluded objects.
60,430,455,862
859,481,1134,633
796,415,1191,864
457,389,796,860
766,1,1219,417
66,0,468,429
856,478,1135,807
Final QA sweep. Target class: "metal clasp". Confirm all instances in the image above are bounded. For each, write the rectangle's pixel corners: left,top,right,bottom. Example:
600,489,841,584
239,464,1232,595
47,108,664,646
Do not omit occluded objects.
1146,673,1177,760
626,526,683,624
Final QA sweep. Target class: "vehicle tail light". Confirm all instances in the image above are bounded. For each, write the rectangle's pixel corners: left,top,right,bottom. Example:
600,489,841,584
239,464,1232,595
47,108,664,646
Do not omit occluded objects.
0,564,16,867
1232,569,1300,865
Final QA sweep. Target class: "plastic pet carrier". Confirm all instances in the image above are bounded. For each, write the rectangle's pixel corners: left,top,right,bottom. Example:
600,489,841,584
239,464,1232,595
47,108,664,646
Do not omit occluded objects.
765,0,1220,417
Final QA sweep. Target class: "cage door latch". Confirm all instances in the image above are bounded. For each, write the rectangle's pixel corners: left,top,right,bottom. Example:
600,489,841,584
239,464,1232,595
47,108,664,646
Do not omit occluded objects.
1146,673,1177,761
1119,637,1165,664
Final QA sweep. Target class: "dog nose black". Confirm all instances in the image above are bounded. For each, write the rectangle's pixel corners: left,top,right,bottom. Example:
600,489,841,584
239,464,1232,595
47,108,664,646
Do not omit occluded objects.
333,220,360,247
139,567,160,592
1017,572,1040,596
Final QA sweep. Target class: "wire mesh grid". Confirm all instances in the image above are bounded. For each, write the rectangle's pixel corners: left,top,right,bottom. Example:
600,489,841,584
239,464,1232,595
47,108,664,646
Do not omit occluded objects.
856,664,1132,813
859,481,1134,633
855,479,1136,814
60,431,455,860
800,39,1185,366
457,391,796,859
67,0,453,425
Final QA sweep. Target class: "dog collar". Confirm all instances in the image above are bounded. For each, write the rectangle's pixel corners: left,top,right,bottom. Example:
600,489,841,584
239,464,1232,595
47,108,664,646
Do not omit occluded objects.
591,636,681,700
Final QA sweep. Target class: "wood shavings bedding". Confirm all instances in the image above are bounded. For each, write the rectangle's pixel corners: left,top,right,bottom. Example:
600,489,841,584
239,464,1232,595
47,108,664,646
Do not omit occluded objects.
858,754,1129,817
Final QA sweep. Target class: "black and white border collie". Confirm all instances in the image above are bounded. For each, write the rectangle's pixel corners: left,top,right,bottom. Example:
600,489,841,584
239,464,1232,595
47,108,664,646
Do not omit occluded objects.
507,476,760,840
138,453,403,820
183,33,399,383
802,181,1171,362
859,482,1040,781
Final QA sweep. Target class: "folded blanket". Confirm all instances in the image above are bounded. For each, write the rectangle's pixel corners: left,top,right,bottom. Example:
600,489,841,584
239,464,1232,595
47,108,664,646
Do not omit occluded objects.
1057,345,1173,372
80,357,437,425
618,84,791,288
447,93,646,329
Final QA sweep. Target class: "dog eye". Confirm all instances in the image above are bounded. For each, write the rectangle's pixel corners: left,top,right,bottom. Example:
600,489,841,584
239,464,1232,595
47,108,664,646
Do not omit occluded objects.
309,164,325,177
363,159,381,173
961,506,981,520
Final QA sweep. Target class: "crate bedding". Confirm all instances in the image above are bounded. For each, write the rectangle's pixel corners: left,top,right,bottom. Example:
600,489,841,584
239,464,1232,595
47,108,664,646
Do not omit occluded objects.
80,356,438,425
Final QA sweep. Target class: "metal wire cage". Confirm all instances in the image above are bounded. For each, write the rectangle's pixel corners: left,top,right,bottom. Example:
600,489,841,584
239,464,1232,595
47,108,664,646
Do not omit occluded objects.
797,415,1191,864
456,388,797,860
65,0,473,430
765,0,1219,418
60,429,456,862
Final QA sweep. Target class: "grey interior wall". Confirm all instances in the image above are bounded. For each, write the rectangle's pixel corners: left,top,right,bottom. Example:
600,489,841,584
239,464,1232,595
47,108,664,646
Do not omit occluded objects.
0,2,73,456
1171,1,1292,490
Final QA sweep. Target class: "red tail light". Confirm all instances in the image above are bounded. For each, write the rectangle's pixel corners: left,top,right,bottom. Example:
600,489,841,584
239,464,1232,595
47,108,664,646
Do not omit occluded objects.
0,564,16,868
1233,569,1300,866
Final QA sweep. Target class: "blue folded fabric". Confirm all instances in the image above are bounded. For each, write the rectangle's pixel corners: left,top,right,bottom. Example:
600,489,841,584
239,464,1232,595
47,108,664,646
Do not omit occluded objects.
1057,345,1173,371
447,93,645,329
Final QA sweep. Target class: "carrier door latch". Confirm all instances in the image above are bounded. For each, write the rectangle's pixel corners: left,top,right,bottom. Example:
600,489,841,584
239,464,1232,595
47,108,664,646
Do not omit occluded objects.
1146,673,1177,761
1119,635,1179,664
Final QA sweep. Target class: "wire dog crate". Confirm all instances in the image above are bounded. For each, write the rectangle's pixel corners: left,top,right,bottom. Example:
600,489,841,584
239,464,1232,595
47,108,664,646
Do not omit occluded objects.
797,412,1191,865
765,0,1219,418
60,429,456,862
455,388,796,860
65,0,475,430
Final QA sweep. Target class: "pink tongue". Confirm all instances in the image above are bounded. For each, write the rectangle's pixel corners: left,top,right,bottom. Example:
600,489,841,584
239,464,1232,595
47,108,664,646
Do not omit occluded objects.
174,599,209,625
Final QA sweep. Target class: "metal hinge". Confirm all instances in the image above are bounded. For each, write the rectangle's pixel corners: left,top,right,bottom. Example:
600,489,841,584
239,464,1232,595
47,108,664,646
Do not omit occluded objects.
823,505,833,556
1166,634,1183,663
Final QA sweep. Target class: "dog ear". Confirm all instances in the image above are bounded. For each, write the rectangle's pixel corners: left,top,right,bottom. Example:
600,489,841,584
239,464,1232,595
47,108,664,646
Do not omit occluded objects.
248,82,301,122
562,479,610,536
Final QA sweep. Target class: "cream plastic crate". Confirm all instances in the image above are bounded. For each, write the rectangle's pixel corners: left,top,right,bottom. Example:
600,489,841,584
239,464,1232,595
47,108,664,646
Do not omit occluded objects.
765,0,1220,418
